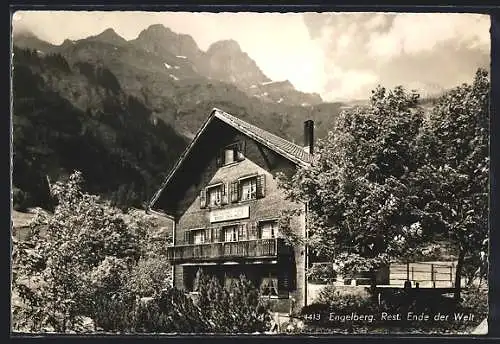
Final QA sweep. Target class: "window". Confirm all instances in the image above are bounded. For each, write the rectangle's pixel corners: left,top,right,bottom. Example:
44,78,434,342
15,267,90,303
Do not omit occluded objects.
193,230,205,244
200,183,228,208
259,220,277,239
208,185,222,206
224,225,238,242
230,174,266,203
217,142,245,166
192,228,211,244
240,177,257,201
260,276,278,296
224,146,236,165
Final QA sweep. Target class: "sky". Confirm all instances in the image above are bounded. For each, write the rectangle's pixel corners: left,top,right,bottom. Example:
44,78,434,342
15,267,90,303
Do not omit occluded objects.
12,11,491,101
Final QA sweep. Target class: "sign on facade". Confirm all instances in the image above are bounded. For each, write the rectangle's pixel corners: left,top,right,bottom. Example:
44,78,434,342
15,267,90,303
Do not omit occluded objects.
209,205,250,223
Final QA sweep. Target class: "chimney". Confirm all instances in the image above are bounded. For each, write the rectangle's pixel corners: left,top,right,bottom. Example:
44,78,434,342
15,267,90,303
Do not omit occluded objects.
303,120,314,154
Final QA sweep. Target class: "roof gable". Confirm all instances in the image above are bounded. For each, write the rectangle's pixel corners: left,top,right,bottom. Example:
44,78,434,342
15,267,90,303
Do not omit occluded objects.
147,108,311,210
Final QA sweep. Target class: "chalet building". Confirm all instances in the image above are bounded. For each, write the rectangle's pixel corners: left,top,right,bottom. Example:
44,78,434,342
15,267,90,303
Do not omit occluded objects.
146,108,314,312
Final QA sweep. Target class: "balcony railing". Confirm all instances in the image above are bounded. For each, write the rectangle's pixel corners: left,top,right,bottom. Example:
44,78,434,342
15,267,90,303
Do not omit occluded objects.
166,238,287,262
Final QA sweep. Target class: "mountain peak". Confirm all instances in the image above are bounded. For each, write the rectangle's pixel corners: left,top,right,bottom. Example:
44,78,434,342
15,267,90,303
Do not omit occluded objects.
12,27,37,39
132,24,202,63
207,39,242,54
137,24,174,39
89,28,127,45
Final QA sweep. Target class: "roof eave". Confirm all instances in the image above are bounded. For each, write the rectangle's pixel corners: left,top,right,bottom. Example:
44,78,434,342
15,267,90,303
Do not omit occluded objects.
147,108,311,210
146,108,219,211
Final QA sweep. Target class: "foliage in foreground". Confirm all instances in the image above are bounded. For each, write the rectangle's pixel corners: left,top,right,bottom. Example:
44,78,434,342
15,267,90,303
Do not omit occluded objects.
277,69,489,298
298,285,487,334
194,269,273,333
11,172,272,334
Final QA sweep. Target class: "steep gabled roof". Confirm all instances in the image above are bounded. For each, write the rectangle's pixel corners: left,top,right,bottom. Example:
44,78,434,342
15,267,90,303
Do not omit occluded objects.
147,108,311,210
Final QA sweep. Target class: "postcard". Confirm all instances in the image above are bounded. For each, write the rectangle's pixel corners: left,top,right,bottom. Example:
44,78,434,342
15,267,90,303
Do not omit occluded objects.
10,10,490,336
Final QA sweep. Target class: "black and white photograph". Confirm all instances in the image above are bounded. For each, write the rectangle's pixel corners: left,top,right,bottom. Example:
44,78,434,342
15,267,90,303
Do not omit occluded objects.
10,10,490,335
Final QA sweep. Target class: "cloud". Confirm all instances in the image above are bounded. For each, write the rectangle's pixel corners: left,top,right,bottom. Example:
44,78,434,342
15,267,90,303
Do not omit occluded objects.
11,11,490,101
367,13,490,59
302,12,490,101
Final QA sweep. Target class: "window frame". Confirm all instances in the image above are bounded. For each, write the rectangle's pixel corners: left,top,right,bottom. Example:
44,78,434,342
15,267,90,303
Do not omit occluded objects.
218,141,245,167
223,225,238,242
260,274,279,297
206,182,223,207
239,175,258,202
258,219,279,239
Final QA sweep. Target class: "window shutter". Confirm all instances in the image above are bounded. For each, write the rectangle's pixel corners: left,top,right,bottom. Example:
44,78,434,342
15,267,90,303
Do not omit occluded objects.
213,227,220,242
221,182,229,205
230,180,239,203
248,221,258,239
278,270,290,298
183,231,192,244
216,149,223,167
200,188,207,208
256,174,266,198
238,224,247,240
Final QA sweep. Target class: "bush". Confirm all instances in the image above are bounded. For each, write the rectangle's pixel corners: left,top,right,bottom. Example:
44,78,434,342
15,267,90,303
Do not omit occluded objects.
130,288,210,333
307,263,337,284
125,257,172,298
458,288,488,322
299,285,486,333
12,186,32,211
91,293,136,332
195,269,272,333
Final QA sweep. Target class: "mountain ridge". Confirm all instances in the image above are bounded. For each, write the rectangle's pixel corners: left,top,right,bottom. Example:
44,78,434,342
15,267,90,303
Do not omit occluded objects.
11,25,352,209
13,25,325,106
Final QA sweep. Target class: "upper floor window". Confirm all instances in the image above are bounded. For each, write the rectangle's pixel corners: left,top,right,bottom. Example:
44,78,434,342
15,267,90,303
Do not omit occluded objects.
217,141,245,167
259,220,278,239
184,228,211,244
208,184,222,206
201,174,267,209
201,183,227,208
240,176,257,201
230,174,266,203
193,228,208,244
223,225,238,242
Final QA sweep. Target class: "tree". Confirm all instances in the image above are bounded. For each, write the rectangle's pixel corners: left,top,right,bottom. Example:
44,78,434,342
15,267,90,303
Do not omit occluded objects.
12,171,144,332
277,85,428,280
277,70,489,302
414,69,489,299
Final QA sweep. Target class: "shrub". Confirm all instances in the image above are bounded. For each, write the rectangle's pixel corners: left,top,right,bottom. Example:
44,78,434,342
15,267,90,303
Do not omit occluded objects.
91,293,136,332
307,263,337,284
299,284,486,333
195,269,272,333
458,288,488,322
12,186,31,211
125,257,172,298
130,288,211,333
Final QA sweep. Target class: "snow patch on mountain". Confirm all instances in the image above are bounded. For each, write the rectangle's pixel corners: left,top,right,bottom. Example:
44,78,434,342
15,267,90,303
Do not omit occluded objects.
169,74,179,81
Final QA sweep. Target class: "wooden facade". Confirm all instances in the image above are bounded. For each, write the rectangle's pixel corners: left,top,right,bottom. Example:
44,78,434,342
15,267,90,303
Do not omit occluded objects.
148,108,312,312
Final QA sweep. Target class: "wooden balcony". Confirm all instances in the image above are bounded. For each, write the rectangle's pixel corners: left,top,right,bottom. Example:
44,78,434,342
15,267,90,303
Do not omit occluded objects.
166,238,289,263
